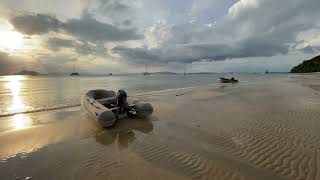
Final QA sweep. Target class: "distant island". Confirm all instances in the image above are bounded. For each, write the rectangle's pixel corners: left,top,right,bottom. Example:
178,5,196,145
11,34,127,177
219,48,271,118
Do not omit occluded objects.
153,71,178,75
291,55,320,73
15,70,39,76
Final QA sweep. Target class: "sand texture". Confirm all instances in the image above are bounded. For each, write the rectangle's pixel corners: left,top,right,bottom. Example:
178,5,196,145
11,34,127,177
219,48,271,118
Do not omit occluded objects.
1,75,320,180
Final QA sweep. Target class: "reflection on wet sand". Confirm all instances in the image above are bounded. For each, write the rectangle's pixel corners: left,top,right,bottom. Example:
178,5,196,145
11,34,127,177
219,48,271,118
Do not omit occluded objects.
95,117,154,149
11,114,33,130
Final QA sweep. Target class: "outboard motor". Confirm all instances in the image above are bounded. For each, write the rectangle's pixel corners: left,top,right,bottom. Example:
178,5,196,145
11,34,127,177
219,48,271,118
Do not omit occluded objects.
117,90,136,116
117,90,128,114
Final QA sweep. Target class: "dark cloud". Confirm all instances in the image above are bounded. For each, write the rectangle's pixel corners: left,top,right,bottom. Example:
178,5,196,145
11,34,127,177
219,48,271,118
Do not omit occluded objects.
98,0,130,12
113,0,320,65
46,37,75,51
63,15,142,42
88,0,137,26
45,37,109,57
10,14,62,35
112,39,289,65
10,13,142,42
112,46,161,64
122,19,131,26
75,42,108,57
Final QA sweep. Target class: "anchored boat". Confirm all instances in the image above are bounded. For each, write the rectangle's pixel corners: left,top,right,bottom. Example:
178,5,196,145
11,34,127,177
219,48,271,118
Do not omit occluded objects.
219,77,239,83
81,89,153,127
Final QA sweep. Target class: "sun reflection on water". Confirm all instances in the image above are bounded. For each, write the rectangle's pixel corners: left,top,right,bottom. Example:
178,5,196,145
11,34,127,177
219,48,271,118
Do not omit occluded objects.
12,114,32,130
5,75,27,113
4,76,33,130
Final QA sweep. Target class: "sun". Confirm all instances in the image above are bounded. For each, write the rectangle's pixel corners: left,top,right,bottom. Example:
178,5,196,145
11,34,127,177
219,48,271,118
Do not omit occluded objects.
0,30,24,52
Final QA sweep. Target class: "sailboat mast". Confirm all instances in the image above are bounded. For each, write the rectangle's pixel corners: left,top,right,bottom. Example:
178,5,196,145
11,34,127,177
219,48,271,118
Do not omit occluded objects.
73,64,75,73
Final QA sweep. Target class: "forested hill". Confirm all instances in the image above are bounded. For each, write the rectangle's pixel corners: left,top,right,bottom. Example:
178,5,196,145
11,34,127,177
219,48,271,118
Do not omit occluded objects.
291,55,320,73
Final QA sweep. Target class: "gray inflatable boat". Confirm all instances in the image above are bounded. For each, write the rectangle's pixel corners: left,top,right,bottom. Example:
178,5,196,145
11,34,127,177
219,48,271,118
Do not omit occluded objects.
81,89,153,127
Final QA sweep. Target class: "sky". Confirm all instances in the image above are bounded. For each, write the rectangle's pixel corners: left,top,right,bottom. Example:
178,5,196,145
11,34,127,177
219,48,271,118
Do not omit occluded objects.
0,0,319,74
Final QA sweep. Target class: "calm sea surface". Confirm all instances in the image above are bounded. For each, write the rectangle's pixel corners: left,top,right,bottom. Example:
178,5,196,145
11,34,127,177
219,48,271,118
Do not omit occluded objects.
0,73,290,116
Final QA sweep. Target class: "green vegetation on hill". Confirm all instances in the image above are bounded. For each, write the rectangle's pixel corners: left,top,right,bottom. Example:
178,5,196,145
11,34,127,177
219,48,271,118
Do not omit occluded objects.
291,55,320,73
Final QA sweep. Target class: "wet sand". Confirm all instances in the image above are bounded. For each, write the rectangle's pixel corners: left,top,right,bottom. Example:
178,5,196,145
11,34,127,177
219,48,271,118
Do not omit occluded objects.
1,74,320,180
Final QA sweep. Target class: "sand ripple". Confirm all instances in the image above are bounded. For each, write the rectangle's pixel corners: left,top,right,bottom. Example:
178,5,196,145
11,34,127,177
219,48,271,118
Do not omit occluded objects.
130,100,320,180
132,141,248,180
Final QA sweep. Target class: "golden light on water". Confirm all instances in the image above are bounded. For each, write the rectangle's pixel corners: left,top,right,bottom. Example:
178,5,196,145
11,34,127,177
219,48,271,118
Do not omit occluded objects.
5,76,27,113
4,76,33,130
12,114,32,130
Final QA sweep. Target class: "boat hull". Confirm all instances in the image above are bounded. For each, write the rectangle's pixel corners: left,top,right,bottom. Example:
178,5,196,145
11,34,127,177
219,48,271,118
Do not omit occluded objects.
81,95,116,127
81,90,153,127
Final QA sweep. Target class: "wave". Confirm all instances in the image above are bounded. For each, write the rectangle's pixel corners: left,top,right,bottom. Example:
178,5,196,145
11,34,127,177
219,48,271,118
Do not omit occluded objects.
134,83,217,97
0,103,81,117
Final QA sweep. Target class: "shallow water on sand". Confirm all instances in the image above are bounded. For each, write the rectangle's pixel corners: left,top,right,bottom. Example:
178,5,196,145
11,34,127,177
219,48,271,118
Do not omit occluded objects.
2,74,319,180
0,73,288,117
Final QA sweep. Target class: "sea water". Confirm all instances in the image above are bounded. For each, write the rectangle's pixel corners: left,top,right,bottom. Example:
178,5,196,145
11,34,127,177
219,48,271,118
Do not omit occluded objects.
0,73,290,117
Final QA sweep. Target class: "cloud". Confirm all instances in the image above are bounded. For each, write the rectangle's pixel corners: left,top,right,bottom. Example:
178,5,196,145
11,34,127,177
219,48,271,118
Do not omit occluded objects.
74,41,109,57
2,0,320,73
10,13,143,42
113,0,320,65
95,0,130,13
46,37,75,51
0,0,86,20
45,37,109,57
112,40,288,65
63,15,142,42
300,46,317,54
10,14,62,35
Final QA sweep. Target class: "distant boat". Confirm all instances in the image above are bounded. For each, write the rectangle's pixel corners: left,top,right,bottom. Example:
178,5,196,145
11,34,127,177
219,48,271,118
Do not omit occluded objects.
219,77,239,83
265,69,269,74
108,73,113,76
70,72,79,76
143,64,151,75
70,64,80,76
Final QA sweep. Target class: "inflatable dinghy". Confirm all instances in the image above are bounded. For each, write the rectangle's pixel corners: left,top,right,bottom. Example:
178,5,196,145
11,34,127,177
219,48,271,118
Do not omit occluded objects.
219,77,239,83
81,89,153,127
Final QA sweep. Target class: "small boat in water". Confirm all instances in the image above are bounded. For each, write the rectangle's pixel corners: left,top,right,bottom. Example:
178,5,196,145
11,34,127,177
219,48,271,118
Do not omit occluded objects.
81,89,153,127
219,77,239,83
70,64,80,76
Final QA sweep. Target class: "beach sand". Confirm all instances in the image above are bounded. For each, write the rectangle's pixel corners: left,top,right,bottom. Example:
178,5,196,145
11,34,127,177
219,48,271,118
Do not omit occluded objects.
1,74,320,180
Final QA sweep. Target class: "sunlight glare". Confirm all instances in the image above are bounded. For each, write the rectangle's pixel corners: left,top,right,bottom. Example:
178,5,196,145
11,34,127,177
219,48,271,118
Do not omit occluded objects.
5,76,27,113
11,114,32,130
0,30,24,52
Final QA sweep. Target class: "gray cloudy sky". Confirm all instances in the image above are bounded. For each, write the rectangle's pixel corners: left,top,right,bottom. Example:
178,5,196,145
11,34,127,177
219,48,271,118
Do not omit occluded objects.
0,0,319,74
